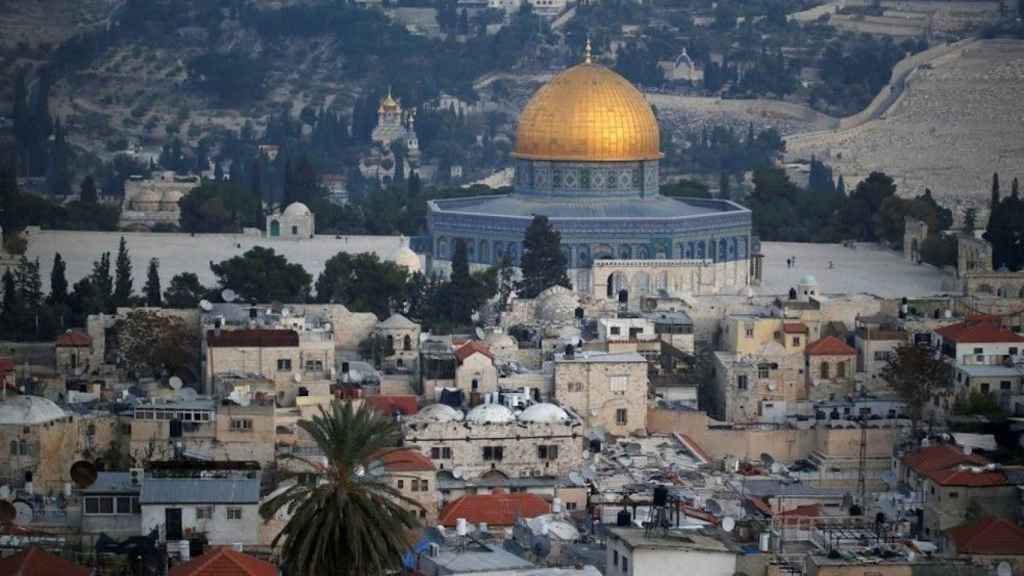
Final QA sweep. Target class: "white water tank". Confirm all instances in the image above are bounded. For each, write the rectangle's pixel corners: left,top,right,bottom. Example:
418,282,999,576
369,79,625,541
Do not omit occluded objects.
759,532,771,552
457,518,468,536
552,498,562,513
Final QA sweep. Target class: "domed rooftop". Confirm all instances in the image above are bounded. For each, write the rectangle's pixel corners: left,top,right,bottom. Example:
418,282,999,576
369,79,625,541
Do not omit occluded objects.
485,331,517,349
136,190,162,203
518,403,570,424
413,403,464,423
0,396,67,426
466,403,516,425
513,62,661,162
161,189,184,203
799,274,818,286
283,202,312,217
536,285,579,328
394,246,422,273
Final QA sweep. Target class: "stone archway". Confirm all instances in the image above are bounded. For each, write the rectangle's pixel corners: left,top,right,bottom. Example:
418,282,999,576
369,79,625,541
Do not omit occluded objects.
607,271,629,299
632,271,652,297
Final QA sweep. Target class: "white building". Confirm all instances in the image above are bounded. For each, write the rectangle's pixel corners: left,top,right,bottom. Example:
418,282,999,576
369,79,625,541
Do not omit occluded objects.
266,202,315,239
605,528,738,576
933,317,1024,366
598,317,657,342
139,476,261,545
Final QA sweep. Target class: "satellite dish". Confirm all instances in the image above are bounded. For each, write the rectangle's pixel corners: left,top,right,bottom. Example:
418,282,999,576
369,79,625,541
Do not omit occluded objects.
177,387,198,402
452,467,465,479
705,499,722,515
168,376,184,390
281,307,290,317
767,382,777,391
354,465,366,478
760,452,775,467
293,372,302,384
199,299,213,312
997,562,1012,576
722,516,736,532
221,289,237,303
0,501,15,523
12,500,33,525
70,460,98,489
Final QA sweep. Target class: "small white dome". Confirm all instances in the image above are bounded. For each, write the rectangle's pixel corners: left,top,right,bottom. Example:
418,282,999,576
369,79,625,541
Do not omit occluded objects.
466,403,515,424
283,202,312,217
799,274,818,286
536,285,579,328
0,396,67,426
518,403,569,424
413,403,464,423
394,246,422,273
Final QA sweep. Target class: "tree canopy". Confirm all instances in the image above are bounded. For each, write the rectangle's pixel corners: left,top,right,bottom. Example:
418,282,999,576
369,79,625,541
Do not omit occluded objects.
518,215,571,299
210,247,312,303
314,252,410,319
179,182,263,233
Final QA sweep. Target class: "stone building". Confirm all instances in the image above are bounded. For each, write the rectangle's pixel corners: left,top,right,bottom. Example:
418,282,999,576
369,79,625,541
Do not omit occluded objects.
55,330,93,376
854,315,906,393
427,52,759,297
372,448,439,524
140,474,262,546
957,234,1024,297
375,313,421,372
944,517,1024,572
129,399,276,465
0,396,120,494
120,173,194,231
454,341,498,404
266,202,315,239
484,330,519,365
804,336,857,400
712,349,805,424
204,328,334,404
553,350,648,435
402,402,586,481
904,217,929,263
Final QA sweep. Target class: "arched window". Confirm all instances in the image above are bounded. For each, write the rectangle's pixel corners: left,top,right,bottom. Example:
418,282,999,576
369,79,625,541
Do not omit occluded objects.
685,242,694,259
619,245,632,259
696,241,705,259
820,362,831,379
386,335,394,351
270,220,281,237
438,237,449,259
291,225,298,236
403,335,412,351
719,239,728,262
480,240,490,264
837,361,846,378
638,245,650,259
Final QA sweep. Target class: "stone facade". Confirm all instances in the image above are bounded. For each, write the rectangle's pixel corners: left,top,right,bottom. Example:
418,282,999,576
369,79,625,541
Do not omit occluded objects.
129,402,275,465
455,351,499,403
805,352,857,400
376,314,421,372
904,217,929,263
553,351,648,435
402,418,586,481
712,351,805,423
205,333,334,405
266,202,315,239
922,480,1019,537
120,173,194,231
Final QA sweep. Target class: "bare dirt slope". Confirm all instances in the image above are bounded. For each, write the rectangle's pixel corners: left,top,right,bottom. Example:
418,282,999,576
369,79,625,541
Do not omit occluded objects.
785,39,1024,208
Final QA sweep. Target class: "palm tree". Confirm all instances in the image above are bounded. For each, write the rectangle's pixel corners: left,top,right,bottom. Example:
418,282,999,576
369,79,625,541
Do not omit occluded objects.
261,401,422,575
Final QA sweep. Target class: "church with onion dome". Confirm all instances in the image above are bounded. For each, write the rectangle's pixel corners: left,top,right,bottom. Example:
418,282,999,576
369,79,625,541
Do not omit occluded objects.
427,43,761,300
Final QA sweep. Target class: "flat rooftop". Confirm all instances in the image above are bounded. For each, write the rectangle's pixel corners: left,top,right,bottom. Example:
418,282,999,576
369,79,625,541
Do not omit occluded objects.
759,241,950,298
608,527,734,553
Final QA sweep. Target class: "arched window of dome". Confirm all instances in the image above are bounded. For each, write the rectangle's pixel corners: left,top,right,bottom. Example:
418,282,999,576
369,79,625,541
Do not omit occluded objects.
403,335,412,351
708,240,716,261
739,237,748,258
619,245,632,260
509,243,519,264
438,237,449,259
729,238,738,258
685,242,694,259
386,334,394,351
466,239,476,259
820,362,830,380
638,245,650,259
495,242,505,260
578,247,590,266
561,245,571,266
718,239,728,262
480,240,490,264
696,241,705,259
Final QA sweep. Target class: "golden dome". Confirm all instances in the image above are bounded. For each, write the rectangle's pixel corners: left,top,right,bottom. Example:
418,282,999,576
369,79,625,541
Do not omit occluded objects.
513,63,661,162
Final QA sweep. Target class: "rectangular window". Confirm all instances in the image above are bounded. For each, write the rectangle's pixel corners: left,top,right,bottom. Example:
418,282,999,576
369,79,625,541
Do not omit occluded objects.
1001,381,1012,391
610,375,628,394
758,365,770,379
226,507,243,520
230,418,252,431
737,375,748,390
974,347,984,354
873,351,890,361
196,506,214,520
277,358,292,371
613,550,619,566
117,497,132,514
610,326,621,336
569,382,583,393
397,479,405,489
411,479,419,492
483,446,504,461
99,497,114,514
622,557,628,573
538,445,559,460
421,480,429,491
1010,347,1018,355
85,497,99,515
949,492,959,499
616,409,628,426
566,502,578,511
981,382,990,393
305,359,324,372
792,337,800,346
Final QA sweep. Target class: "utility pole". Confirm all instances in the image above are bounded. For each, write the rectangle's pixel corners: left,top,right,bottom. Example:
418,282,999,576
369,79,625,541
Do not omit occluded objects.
858,414,868,508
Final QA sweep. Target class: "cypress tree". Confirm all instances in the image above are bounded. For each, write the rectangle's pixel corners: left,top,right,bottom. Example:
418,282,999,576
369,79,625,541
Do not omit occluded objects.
837,175,846,196
91,252,113,313
963,208,977,234
114,236,133,307
448,239,474,325
719,172,731,200
1,270,17,336
50,252,68,304
80,175,98,204
144,258,162,307
518,215,571,299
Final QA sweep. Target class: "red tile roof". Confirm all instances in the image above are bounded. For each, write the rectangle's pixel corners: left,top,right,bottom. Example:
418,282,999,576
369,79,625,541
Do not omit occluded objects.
779,503,822,518
454,341,494,363
947,517,1024,555
679,434,711,464
0,547,90,576
924,466,1006,487
169,547,277,576
935,318,1024,344
375,448,435,473
438,492,550,527
364,395,419,416
0,357,14,372
207,329,299,348
55,330,91,347
805,336,856,356
782,323,809,334
901,444,989,476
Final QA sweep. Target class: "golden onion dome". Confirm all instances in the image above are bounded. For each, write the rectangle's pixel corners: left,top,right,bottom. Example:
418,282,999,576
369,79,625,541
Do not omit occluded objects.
513,63,661,162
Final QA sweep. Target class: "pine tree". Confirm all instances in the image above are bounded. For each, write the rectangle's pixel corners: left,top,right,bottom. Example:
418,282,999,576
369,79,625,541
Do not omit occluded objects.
837,175,846,196
80,175,98,204
518,215,571,299
719,172,731,200
963,207,977,234
448,239,474,325
1013,177,1020,198
14,256,43,311
49,252,68,304
144,258,162,307
114,237,133,307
